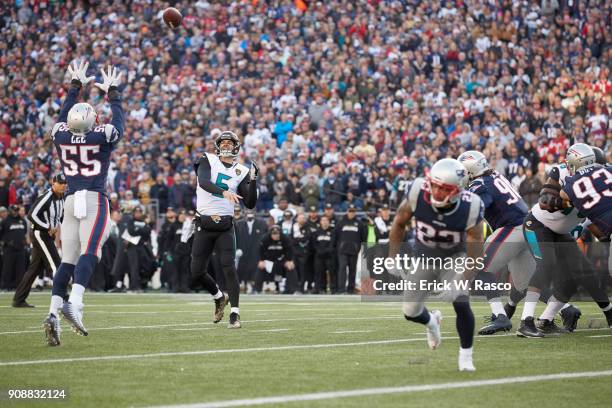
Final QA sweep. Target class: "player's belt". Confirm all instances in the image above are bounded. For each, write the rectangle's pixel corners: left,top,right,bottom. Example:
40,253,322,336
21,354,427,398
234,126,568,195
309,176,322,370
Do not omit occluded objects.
195,213,233,232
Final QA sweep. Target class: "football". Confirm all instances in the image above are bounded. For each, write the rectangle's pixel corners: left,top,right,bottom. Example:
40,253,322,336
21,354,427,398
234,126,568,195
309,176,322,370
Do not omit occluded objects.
162,7,182,29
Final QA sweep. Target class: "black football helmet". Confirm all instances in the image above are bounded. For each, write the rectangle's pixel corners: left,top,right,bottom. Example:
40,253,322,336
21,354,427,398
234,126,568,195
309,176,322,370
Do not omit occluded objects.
214,131,241,158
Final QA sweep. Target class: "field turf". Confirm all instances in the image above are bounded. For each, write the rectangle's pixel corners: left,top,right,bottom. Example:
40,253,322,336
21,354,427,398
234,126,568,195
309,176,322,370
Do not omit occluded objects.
0,292,611,407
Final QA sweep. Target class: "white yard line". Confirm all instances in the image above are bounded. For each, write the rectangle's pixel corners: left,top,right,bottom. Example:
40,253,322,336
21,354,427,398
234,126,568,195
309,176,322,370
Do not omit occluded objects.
171,328,215,332
144,370,612,408
331,330,372,334
252,329,291,333
0,316,403,335
0,338,447,367
589,335,612,338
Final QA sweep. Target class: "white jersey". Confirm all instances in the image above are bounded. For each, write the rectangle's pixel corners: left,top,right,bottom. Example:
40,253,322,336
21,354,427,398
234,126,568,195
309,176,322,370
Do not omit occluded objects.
196,152,249,217
531,163,585,234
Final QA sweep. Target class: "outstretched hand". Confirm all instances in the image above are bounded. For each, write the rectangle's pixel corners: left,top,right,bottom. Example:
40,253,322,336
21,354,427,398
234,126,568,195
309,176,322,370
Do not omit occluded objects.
94,65,123,94
67,60,95,86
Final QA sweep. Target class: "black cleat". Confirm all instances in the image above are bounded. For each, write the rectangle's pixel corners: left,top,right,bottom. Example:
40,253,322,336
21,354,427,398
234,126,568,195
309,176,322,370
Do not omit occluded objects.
228,312,241,329
560,305,581,332
12,301,35,308
60,302,88,336
536,318,567,335
517,317,544,338
478,314,512,335
504,303,516,320
43,313,61,346
108,286,126,293
213,293,229,323
604,309,612,329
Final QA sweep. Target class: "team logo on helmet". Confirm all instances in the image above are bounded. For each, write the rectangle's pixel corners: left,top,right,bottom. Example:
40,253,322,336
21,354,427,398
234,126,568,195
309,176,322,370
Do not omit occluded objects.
236,169,241,176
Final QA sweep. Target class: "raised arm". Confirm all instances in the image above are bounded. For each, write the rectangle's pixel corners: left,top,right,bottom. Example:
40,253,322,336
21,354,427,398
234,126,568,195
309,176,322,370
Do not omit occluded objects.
58,60,95,122
94,65,125,141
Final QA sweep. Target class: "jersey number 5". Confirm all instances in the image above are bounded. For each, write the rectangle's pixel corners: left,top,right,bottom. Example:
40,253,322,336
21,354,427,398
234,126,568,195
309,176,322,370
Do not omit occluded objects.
60,145,101,177
212,173,232,198
572,168,612,210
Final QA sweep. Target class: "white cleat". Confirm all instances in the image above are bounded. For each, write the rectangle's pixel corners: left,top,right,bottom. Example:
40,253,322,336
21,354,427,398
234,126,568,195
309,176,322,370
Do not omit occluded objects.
459,356,476,372
426,310,442,350
458,348,476,371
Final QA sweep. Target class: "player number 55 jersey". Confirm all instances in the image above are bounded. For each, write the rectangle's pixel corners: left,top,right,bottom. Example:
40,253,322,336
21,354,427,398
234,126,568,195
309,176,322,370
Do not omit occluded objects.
196,152,249,217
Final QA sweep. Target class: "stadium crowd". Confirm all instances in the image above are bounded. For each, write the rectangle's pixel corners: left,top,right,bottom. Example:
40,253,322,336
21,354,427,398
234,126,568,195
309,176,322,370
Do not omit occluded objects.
0,0,610,293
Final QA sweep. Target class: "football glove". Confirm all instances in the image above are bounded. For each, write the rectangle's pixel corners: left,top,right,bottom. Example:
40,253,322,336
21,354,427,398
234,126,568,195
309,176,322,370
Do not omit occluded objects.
250,161,259,180
67,60,95,86
94,65,123,94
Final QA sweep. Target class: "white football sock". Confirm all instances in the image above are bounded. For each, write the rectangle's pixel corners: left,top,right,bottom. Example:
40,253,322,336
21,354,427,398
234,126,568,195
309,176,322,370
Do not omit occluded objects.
49,295,63,316
560,303,570,311
539,296,564,321
425,312,438,330
520,290,540,320
68,284,85,306
231,307,240,315
489,298,506,317
459,347,473,358
213,290,223,300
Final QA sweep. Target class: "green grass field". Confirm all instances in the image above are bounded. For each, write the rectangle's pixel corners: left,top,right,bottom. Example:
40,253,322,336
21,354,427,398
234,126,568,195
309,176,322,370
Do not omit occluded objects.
0,292,611,408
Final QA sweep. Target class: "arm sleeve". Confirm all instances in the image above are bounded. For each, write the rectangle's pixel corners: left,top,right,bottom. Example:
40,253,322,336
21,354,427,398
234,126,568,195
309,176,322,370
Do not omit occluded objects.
107,86,124,141
27,191,52,229
196,155,226,196
237,175,257,209
57,81,82,123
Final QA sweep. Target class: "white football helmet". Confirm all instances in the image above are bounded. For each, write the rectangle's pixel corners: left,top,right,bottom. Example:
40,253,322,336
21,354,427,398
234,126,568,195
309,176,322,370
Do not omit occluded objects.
67,103,96,133
457,150,489,180
427,158,468,208
565,143,595,175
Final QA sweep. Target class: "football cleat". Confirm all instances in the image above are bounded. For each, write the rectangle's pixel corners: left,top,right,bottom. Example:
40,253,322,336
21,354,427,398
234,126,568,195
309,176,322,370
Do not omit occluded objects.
536,319,568,335
517,317,544,338
604,309,612,329
458,354,476,372
504,303,516,320
228,312,241,329
213,293,229,323
426,310,442,350
560,305,581,332
12,301,35,308
60,302,88,336
43,313,61,346
478,314,512,335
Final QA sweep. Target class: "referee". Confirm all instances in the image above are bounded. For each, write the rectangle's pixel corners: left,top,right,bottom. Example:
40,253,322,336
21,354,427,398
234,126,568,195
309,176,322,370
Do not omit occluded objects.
12,174,66,308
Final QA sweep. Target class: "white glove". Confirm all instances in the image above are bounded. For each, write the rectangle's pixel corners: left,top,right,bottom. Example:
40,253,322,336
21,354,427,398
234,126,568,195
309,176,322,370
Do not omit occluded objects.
67,60,95,86
94,65,123,94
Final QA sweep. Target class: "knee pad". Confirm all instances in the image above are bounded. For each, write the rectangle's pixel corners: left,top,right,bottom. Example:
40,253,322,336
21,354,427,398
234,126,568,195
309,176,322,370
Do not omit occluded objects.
402,302,424,318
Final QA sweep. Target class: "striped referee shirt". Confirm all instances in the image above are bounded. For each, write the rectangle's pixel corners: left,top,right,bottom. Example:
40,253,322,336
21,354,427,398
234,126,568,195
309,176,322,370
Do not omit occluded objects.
27,188,64,231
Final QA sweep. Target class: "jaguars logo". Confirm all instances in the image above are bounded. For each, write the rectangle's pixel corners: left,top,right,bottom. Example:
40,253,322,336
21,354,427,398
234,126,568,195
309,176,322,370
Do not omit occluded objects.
211,215,221,223
236,169,241,176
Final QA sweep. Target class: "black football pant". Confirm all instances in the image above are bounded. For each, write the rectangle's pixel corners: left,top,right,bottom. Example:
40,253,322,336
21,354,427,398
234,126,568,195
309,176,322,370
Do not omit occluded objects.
337,253,358,293
190,223,239,308
14,231,60,303
524,213,609,304
313,256,335,293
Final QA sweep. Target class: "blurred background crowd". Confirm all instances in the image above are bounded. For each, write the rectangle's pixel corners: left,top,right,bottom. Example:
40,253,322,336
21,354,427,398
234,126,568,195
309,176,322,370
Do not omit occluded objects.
0,0,610,293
